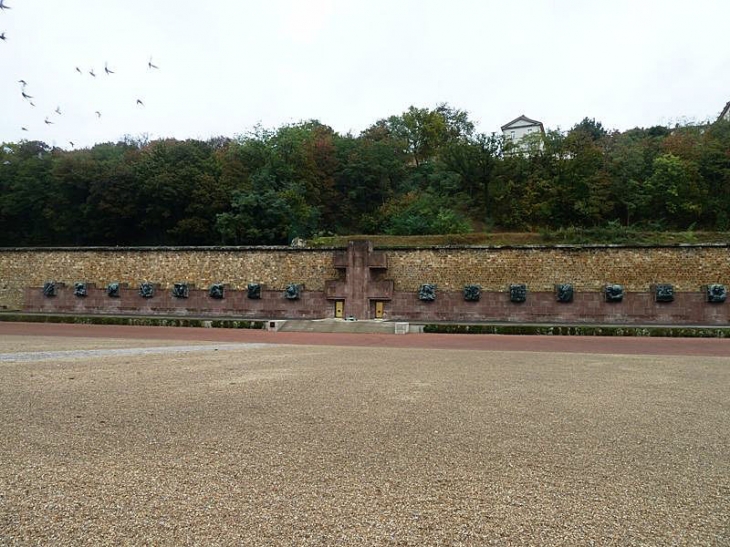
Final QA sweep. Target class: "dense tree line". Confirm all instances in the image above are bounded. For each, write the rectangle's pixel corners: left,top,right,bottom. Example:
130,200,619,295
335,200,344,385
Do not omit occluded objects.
1,105,729,246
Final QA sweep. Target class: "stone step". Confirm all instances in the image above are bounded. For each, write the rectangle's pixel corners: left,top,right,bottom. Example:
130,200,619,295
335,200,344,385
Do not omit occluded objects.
273,319,411,334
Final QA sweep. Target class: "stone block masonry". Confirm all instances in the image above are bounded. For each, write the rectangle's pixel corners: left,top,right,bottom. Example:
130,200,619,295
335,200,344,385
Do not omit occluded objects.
2,243,729,324
384,245,730,292
23,285,329,320
384,291,729,325
0,247,338,312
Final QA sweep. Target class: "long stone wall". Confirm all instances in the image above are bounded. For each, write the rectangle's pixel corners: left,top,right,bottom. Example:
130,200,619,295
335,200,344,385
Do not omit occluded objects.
385,245,730,291
0,247,339,312
1,243,729,324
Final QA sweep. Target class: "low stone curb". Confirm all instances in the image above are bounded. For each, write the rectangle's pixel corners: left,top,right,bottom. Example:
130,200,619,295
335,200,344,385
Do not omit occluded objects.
421,323,730,338
0,313,265,330
1,312,729,337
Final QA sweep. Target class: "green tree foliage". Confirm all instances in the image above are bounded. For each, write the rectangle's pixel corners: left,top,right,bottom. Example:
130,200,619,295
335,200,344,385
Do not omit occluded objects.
571,117,608,141
439,132,502,223
215,179,318,245
698,121,730,229
0,141,55,244
604,130,653,226
368,104,474,168
333,133,405,232
646,153,705,225
375,192,471,235
81,142,145,244
134,139,223,244
1,108,728,246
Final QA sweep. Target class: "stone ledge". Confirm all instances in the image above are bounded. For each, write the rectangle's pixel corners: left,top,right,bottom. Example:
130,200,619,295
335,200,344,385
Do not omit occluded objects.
420,323,730,338
0,312,265,330
1,242,729,252
0,246,344,253
1,313,729,338
380,243,730,251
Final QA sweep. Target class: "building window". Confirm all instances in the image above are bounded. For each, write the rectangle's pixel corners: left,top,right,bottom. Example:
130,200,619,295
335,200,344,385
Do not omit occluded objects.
510,131,515,141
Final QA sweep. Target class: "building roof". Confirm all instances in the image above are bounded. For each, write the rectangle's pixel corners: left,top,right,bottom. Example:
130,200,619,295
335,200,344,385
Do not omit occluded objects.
501,114,545,133
719,101,730,122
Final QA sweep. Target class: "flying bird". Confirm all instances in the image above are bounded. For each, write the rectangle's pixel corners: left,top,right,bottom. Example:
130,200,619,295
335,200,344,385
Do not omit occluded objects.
44,117,53,125
0,0,11,10
29,101,35,107
21,91,32,99
95,111,101,118
75,67,82,74
136,99,144,106
55,106,62,115
18,79,27,87
0,32,6,41
89,68,96,77
104,62,114,75
69,141,75,148
148,57,159,69
21,127,28,131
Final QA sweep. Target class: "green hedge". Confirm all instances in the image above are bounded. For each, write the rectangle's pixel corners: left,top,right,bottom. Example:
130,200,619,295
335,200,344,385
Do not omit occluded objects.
422,323,730,338
0,313,265,330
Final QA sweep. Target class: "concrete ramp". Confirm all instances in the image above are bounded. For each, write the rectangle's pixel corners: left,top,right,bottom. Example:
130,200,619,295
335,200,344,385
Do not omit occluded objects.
273,319,412,334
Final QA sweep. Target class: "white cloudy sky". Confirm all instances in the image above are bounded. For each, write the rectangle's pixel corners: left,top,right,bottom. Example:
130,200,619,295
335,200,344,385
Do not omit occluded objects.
2,0,729,149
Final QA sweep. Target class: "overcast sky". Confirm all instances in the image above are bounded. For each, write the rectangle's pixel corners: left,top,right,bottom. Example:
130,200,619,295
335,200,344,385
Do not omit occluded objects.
2,0,729,149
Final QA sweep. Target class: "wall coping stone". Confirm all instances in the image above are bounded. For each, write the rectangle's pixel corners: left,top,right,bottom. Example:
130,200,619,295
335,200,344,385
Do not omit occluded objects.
378,243,730,251
1,243,728,253
0,246,345,252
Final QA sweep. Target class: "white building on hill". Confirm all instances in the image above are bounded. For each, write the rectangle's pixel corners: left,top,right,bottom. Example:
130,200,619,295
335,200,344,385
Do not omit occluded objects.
501,114,545,154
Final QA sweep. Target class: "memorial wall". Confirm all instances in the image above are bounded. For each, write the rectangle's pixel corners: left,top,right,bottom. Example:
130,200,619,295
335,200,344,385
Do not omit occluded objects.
1,242,728,324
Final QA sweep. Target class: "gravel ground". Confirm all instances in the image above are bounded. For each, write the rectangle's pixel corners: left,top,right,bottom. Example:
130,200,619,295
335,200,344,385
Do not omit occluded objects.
0,338,728,546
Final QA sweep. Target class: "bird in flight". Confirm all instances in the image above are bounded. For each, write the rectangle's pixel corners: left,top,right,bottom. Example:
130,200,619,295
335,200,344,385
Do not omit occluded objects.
18,79,27,87
69,141,75,148
0,0,11,10
21,127,28,131
29,101,35,107
148,57,159,69
95,111,101,118
0,32,6,41
21,91,32,100
89,68,96,77
75,67,82,74
55,106,62,115
44,117,53,125
104,62,114,75
136,99,144,107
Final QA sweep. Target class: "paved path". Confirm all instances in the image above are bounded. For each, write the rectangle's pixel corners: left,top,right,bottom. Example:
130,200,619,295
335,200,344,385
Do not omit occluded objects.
1,322,728,356
0,343,270,362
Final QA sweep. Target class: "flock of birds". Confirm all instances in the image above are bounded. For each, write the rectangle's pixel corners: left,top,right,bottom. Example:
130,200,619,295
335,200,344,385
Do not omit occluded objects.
0,0,9,41
2,0,160,150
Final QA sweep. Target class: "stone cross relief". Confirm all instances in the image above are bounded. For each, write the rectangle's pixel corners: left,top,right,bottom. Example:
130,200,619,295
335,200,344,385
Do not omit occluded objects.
325,240,393,320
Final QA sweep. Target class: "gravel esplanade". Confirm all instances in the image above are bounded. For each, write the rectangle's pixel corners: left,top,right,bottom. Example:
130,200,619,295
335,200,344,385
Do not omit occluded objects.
0,338,728,545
